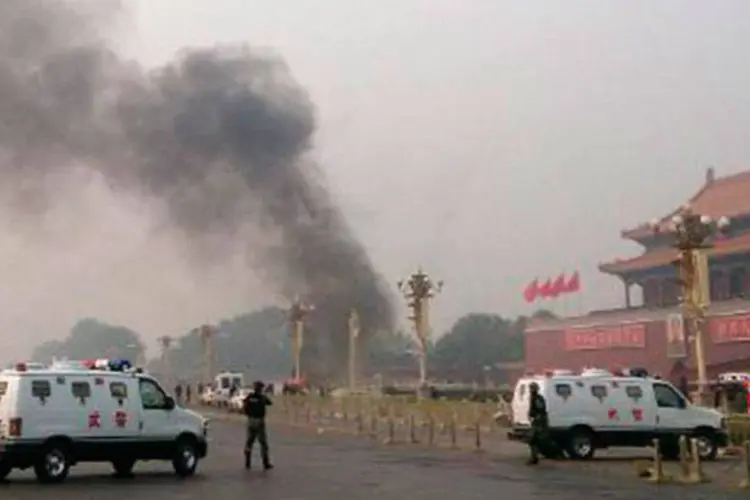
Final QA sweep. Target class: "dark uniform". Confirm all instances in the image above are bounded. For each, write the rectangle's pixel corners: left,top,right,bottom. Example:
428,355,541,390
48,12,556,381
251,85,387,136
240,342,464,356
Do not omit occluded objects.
243,381,273,470
527,382,549,465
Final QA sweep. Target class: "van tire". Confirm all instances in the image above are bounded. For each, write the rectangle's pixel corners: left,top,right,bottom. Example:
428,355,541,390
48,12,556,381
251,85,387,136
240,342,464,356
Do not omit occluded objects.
0,461,11,481
693,429,718,461
34,442,71,484
112,458,136,477
566,427,595,460
172,436,199,478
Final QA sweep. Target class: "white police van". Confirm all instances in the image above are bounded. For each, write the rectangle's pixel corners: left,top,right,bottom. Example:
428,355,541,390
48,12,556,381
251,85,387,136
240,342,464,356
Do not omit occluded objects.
508,367,728,460
0,359,209,483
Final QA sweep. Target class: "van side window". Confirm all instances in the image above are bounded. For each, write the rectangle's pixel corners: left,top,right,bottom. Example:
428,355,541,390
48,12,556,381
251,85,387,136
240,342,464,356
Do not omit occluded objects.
31,380,51,399
653,383,684,408
71,381,91,399
518,384,527,400
0,381,7,400
110,382,128,399
590,384,607,401
555,383,572,399
625,386,643,401
139,379,167,409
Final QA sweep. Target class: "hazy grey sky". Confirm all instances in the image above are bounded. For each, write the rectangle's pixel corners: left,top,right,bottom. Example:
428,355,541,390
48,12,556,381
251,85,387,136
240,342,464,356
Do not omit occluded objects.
4,1,750,361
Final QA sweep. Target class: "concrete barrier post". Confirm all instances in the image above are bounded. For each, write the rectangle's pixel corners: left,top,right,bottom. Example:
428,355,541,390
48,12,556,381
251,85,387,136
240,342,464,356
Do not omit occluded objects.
740,441,750,488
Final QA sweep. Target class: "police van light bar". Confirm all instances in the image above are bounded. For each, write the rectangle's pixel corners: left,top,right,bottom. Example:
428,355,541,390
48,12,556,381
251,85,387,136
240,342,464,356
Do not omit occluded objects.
528,367,650,378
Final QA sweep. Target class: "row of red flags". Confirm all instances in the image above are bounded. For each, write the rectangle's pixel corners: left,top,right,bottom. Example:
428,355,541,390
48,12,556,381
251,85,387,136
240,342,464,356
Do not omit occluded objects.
523,272,581,303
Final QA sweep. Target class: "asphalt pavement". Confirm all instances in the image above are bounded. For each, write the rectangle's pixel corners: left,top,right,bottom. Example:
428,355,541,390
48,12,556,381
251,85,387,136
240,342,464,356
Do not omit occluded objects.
0,412,731,499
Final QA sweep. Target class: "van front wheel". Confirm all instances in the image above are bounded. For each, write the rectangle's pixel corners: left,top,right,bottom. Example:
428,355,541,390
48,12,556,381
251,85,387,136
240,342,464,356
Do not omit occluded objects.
566,427,596,460
172,437,199,478
694,430,718,461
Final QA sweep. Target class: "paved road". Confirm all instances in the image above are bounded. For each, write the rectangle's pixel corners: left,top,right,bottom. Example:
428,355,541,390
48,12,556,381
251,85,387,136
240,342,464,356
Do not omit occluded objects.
0,413,729,499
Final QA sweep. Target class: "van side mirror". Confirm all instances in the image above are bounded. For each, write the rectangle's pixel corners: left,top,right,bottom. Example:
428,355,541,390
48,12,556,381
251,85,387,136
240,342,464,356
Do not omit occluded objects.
677,398,687,409
164,396,176,410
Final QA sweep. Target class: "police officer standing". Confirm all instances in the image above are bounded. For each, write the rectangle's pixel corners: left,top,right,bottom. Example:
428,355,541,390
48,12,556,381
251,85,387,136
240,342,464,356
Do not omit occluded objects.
243,380,274,470
527,382,549,465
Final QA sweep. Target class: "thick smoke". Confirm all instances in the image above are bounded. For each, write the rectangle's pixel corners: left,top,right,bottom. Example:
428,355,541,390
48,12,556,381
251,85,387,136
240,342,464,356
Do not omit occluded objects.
0,0,395,378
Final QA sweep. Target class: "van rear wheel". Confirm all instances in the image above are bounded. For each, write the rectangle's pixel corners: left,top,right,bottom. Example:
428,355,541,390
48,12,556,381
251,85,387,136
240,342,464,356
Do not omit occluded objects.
566,427,595,460
34,442,71,484
0,461,11,481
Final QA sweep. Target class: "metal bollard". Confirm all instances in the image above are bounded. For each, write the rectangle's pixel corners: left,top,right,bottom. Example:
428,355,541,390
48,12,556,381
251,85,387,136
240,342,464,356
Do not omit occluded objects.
427,416,435,446
369,412,378,439
740,441,750,488
408,414,418,444
474,418,482,452
685,438,708,483
678,435,691,481
449,414,458,449
384,414,396,444
647,438,670,484
356,412,364,435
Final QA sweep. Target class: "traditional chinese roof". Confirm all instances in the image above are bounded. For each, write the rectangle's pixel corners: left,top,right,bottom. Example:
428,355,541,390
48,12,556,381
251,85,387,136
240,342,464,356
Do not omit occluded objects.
623,169,750,240
599,232,750,275
525,296,750,333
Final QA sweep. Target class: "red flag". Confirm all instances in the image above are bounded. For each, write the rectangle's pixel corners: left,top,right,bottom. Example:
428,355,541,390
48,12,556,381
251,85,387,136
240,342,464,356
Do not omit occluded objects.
565,271,581,293
523,279,539,303
551,273,566,297
538,278,553,298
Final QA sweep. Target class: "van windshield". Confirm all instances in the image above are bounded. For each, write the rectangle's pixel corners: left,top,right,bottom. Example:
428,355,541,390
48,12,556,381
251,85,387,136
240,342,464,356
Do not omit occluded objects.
220,378,230,389
232,377,242,387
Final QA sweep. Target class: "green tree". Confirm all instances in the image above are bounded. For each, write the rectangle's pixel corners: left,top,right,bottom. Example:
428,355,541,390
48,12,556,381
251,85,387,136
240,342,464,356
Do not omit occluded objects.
30,318,145,363
167,307,290,382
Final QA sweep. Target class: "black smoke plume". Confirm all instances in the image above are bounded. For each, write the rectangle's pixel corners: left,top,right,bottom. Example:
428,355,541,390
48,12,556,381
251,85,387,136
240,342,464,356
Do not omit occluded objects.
0,0,395,379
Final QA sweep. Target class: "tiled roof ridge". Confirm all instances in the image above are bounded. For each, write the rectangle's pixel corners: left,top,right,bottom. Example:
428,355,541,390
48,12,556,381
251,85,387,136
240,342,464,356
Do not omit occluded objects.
621,169,750,240
599,229,750,274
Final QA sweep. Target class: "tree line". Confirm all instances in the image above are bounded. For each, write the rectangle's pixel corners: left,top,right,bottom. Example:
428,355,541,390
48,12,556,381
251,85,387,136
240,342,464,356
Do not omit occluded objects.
29,309,556,384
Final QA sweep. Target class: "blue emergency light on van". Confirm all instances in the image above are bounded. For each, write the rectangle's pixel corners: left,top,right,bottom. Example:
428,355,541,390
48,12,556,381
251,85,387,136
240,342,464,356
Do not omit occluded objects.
109,359,132,371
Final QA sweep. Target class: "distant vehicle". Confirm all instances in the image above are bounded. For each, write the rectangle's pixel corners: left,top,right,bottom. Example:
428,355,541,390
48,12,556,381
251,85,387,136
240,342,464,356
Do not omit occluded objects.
0,359,208,483
229,388,252,413
507,367,727,461
214,372,244,404
199,387,216,406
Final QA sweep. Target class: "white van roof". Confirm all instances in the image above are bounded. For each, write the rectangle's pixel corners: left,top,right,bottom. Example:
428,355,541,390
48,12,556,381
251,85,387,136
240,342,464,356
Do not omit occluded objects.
1,359,143,378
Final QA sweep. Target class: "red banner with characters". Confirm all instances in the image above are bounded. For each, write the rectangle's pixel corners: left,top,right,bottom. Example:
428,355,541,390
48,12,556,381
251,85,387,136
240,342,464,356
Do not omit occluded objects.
710,314,750,343
564,324,646,351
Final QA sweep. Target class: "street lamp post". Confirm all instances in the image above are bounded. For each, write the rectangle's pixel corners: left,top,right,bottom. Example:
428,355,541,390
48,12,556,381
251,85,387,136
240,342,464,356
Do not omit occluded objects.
347,308,360,392
289,298,314,381
157,335,174,389
651,205,730,406
198,325,216,386
398,267,443,392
